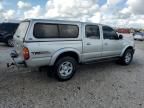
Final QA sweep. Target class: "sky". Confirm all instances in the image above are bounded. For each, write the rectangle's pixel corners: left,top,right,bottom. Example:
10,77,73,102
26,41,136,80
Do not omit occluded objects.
0,0,144,28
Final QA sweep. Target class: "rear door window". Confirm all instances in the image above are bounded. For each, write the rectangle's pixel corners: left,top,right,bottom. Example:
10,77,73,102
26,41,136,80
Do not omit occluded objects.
33,23,79,38
85,25,100,39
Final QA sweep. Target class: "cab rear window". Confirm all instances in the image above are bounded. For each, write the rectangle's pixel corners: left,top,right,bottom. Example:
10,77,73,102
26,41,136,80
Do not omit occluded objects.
33,23,79,38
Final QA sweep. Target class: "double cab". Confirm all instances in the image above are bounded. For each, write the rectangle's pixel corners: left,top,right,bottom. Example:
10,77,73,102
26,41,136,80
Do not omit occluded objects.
10,19,135,81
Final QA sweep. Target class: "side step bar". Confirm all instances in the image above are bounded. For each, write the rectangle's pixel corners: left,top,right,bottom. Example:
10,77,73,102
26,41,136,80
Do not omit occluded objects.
84,57,119,64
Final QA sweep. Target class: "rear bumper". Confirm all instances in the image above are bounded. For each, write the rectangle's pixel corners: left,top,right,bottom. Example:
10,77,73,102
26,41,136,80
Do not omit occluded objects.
12,57,27,67
7,58,26,68
8,50,26,68
9,50,52,68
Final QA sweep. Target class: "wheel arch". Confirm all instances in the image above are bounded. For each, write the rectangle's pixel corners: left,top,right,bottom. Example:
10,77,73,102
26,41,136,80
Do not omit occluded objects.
120,46,134,57
49,48,81,66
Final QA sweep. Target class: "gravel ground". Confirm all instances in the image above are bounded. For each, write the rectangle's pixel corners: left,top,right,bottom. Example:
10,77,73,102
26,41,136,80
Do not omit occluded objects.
0,41,144,108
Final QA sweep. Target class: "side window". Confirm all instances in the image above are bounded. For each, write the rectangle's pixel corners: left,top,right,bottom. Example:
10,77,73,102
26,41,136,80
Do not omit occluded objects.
102,26,118,40
34,23,59,38
59,24,79,38
33,23,79,38
85,25,100,39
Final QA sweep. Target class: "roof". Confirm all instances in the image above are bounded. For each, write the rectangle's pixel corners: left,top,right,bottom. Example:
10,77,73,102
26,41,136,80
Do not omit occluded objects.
22,18,103,25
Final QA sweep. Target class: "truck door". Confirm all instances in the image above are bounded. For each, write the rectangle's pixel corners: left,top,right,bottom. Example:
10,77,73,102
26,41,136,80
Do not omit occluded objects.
102,26,123,57
82,24,102,62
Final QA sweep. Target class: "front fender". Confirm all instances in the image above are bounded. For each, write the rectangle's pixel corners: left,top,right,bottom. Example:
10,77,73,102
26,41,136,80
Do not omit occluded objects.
49,48,81,66
120,45,134,57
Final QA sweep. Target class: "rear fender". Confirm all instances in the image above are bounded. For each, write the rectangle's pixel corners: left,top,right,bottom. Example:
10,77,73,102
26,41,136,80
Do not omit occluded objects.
49,48,81,66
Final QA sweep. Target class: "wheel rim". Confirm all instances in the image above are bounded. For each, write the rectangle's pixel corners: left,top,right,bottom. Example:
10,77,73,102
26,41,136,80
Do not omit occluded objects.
125,52,132,63
8,39,14,46
58,61,73,77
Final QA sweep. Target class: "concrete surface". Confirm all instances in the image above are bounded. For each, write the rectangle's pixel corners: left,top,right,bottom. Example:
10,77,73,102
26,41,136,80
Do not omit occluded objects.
0,41,144,108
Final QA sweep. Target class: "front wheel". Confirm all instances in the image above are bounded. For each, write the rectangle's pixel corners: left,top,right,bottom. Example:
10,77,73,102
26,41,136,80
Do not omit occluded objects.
54,57,77,81
120,49,134,65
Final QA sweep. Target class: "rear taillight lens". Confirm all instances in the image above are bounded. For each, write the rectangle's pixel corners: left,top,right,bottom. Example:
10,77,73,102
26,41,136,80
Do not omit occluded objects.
23,47,30,60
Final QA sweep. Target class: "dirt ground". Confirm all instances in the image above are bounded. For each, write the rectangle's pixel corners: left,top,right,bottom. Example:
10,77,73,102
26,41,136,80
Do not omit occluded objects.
0,41,144,108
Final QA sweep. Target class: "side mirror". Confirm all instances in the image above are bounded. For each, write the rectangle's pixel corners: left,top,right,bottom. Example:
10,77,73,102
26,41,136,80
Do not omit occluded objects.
119,35,123,39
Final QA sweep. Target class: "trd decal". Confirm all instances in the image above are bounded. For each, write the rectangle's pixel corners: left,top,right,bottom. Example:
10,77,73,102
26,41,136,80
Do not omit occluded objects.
31,51,50,55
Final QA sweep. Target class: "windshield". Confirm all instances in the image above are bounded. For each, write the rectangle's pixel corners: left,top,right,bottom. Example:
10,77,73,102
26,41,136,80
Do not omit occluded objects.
14,21,29,41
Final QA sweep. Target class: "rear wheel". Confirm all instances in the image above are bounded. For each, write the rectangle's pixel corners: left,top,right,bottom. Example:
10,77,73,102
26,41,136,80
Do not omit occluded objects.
7,37,14,47
54,56,77,81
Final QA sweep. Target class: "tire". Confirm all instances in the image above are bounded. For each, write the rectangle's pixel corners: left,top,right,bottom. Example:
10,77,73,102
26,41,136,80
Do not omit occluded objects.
7,37,14,47
54,56,77,81
119,49,134,65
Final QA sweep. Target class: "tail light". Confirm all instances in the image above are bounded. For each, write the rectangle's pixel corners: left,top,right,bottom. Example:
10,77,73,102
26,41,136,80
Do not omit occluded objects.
23,47,30,60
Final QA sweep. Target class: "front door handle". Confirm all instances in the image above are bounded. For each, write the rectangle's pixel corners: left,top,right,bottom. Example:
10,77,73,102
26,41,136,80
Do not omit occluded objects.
87,42,91,45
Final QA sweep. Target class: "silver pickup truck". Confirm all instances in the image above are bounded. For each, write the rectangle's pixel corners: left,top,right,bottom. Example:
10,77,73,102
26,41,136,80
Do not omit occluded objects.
10,19,135,81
